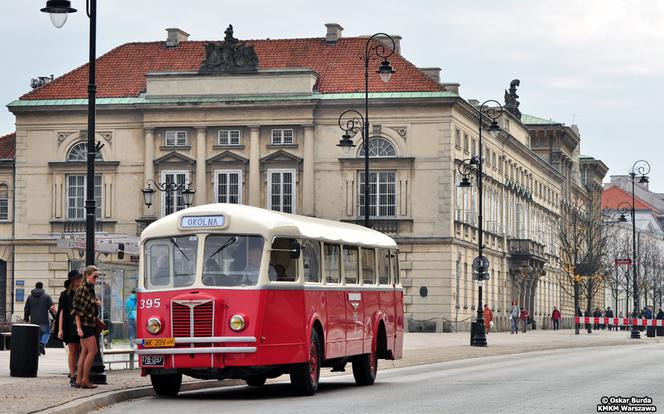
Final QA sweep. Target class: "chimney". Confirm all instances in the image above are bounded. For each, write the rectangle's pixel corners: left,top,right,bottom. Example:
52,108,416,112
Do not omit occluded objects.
418,67,441,83
325,23,344,44
165,28,190,48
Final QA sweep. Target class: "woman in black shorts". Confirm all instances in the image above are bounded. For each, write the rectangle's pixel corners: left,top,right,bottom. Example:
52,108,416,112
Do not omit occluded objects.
72,266,101,389
57,270,83,386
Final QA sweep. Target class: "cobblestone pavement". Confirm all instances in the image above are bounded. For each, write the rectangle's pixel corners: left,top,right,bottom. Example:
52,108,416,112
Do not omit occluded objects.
0,329,656,413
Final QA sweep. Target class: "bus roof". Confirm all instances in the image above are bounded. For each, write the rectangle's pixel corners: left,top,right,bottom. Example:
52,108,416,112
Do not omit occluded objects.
141,204,398,249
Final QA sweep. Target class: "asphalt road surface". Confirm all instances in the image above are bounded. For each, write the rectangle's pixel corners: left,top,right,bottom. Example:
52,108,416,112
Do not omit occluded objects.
101,343,664,414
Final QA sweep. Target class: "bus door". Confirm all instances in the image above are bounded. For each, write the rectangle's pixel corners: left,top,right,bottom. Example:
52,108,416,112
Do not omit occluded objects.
391,250,404,358
343,245,363,355
323,244,345,358
378,249,396,351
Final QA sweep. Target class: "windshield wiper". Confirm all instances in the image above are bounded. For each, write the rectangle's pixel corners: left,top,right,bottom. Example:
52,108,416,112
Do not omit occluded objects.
170,237,190,262
209,236,238,258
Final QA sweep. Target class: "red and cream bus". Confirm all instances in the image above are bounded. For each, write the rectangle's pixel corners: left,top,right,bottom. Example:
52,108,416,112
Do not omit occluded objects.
136,204,404,396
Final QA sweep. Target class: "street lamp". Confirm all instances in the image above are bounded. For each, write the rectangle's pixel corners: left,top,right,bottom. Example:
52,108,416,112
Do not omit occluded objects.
457,100,503,347
142,179,195,210
40,0,105,384
624,160,650,339
337,33,395,228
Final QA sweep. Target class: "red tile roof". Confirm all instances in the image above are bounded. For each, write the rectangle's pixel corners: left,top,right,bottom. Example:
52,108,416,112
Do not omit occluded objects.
21,37,443,100
601,186,656,212
0,132,15,160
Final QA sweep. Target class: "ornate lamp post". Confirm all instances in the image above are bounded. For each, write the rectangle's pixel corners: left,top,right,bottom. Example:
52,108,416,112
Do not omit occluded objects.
40,0,107,384
336,33,395,228
142,179,195,210
617,159,650,339
457,100,502,347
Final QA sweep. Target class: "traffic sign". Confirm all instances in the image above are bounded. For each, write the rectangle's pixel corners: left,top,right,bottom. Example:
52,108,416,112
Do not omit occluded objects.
473,255,490,273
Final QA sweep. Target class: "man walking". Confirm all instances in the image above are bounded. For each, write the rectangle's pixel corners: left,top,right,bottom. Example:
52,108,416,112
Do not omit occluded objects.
605,306,614,331
24,281,55,355
551,306,561,331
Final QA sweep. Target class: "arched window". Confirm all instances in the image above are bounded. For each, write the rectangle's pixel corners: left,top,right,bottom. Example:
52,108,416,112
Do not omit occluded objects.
67,142,102,161
358,137,396,158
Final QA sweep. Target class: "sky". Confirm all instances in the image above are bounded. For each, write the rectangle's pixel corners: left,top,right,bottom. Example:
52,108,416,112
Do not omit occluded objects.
3,0,664,190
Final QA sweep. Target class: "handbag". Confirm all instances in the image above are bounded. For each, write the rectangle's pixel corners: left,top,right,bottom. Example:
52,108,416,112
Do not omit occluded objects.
95,318,107,336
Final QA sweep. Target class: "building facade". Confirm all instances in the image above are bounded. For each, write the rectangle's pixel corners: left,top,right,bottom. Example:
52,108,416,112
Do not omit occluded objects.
1,24,606,333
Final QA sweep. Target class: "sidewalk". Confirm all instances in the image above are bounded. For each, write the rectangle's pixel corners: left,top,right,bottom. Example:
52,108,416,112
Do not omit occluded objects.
0,329,658,414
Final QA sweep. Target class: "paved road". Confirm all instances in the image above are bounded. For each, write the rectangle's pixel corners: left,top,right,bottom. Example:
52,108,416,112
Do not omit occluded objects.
101,343,664,414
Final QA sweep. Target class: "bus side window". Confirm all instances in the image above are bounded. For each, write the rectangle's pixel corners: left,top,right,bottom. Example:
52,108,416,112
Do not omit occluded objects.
343,245,358,284
302,239,321,283
378,249,390,285
391,250,400,285
324,244,341,284
361,247,375,285
269,237,298,282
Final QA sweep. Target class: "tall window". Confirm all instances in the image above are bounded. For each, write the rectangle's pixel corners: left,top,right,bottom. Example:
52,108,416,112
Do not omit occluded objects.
0,184,8,221
161,171,188,216
358,137,396,158
271,129,294,145
215,170,242,204
66,175,102,219
358,171,396,218
268,169,296,213
218,130,241,146
164,130,188,146
67,142,103,161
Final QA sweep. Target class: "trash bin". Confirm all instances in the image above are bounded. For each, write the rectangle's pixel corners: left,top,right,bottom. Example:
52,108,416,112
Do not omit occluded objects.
657,324,664,337
10,324,40,377
646,324,656,337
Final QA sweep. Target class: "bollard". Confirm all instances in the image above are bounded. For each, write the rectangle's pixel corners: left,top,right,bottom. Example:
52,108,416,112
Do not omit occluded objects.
10,324,40,377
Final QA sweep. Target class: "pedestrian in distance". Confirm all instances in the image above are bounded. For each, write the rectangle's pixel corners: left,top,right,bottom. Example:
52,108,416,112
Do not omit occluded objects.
72,265,101,389
510,300,520,334
24,281,56,356
125,288,137,349
605,306,614,331
593,307,601,330
520,307,529,333
56,270,83,385
551,306,561,331
656,308,664,336
483,304,493,334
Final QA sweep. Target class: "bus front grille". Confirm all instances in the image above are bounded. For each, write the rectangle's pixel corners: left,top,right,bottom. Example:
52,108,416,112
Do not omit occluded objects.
171,300,214,343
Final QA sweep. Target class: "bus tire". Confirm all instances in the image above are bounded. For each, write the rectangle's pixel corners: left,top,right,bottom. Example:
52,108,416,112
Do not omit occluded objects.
352,349,377,386
150,373,182,397
290,329,321,396
245,376,267,386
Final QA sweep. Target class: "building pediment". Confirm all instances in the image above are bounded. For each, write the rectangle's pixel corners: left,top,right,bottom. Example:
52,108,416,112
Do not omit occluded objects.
154,151,196,165
260,150,302,164
207,151,249,165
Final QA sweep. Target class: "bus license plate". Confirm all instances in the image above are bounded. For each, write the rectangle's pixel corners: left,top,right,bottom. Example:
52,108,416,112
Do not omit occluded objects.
141,355,164,366
143,338,175,348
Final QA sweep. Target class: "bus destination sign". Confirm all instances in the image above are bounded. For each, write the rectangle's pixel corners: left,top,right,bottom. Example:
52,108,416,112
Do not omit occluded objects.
180,215,225,228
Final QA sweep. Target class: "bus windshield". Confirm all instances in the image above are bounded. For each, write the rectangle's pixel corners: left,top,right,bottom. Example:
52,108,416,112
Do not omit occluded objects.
202,235,264,287
144,235,198,289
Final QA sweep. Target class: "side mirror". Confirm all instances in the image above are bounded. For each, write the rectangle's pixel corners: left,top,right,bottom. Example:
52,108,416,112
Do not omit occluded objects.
289,239,301,259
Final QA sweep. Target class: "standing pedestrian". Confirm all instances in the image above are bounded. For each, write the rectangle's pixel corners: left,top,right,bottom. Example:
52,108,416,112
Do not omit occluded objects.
605,306,614,331
510,300,520,334
125,289,137,348
520,307,529,333
24,281,56,355
551,306,561,331
57,270,83,385
656,307,664,336
593,307,601,330
483,304,493,334
72,265,101,389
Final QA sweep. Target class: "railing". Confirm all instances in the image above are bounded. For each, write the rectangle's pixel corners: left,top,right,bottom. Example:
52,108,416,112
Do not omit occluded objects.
508,238,546,257
51,220,109,233
341,218,412,235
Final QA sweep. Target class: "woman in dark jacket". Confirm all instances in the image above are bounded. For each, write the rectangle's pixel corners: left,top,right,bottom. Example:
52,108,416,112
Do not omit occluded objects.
57,270,83,385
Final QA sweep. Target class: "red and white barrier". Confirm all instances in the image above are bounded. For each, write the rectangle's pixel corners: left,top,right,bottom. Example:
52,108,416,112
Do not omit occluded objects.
574,317,664,327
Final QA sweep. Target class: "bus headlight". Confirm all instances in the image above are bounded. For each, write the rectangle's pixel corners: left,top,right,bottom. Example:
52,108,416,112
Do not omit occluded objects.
229,314,246,331
146,317,162,335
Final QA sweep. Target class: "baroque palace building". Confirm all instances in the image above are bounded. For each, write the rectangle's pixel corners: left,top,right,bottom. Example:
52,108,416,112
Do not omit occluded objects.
0,23,606,333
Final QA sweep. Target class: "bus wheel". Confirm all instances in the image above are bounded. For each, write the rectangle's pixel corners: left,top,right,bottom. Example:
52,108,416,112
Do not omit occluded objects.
150,373,182,397
352,349,377,386
245,376,267,387
290,329,321,396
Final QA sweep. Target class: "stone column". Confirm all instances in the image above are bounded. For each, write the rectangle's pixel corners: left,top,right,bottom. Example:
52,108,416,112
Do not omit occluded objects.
143,128,155,217
302,125,315,216
248,127,261,207
195,127,207,205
